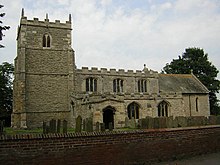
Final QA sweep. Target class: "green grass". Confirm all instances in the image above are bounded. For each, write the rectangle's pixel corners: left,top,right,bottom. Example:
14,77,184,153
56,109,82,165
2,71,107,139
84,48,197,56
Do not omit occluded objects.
2,127,136,135
4,127,43,135
4,127,75,135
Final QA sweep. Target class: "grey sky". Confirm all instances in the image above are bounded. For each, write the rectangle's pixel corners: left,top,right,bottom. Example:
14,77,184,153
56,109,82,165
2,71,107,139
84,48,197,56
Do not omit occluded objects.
1,0,219,86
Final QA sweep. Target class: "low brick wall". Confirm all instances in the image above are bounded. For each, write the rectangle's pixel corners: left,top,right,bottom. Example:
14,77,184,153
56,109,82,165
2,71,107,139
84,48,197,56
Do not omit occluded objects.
0,125,220,165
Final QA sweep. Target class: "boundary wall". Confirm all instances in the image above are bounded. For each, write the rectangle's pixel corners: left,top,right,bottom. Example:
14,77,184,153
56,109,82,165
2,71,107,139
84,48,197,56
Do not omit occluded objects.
0,125,220,165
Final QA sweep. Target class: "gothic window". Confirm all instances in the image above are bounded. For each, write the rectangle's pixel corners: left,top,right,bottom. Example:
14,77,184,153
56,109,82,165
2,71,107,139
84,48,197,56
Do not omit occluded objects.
86,77,97,92
43,34,51,47
113,79,123,93
158,101,169,117
196,97,199,112
138,79,147,92
127,102,139,119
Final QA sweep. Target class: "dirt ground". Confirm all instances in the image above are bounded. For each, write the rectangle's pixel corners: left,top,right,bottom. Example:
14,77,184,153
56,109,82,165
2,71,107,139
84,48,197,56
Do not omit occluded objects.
152,152,220,165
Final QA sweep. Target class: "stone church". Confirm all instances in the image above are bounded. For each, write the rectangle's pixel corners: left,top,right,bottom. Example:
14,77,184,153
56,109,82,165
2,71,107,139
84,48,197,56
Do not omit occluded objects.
12,11,210,129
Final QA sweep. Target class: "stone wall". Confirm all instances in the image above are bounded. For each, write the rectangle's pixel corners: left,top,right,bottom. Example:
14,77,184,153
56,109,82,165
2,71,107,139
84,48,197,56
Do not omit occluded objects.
12,15,75,128
75,67,159,94
0,125,220,164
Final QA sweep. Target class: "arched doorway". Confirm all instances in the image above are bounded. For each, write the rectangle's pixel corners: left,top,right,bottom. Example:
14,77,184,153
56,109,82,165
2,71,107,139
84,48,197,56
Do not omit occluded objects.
103,106,115,129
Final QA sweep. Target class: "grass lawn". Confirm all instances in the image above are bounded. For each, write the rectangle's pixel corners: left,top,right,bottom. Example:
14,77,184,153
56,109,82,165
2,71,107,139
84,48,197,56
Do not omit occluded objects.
2,127,135,135
3,127,75,135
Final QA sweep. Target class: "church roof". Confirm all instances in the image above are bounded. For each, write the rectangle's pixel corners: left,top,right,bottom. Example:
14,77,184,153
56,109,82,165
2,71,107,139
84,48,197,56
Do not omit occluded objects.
158,74,209,94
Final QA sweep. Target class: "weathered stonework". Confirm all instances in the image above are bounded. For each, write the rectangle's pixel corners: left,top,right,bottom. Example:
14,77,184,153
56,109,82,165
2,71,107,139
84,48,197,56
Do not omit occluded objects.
12,11,210,129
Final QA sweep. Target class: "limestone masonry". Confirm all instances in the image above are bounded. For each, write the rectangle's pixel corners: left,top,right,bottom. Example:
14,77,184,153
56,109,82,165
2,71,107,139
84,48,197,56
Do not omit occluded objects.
12,11,210,129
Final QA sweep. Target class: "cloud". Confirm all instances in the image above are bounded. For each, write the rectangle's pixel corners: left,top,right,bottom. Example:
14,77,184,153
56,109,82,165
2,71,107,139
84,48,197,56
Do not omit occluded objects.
1,0,220,75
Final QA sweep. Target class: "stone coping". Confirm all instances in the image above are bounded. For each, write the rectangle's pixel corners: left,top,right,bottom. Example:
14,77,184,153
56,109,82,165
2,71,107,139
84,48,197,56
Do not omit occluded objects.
1,125,220,141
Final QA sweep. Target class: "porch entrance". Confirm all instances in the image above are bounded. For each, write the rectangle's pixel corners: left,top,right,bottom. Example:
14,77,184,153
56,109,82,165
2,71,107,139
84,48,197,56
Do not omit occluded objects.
103,106,115,129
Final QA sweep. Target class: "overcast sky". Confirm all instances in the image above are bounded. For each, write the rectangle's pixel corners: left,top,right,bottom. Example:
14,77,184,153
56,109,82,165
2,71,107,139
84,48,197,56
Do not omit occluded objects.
1,0,220,75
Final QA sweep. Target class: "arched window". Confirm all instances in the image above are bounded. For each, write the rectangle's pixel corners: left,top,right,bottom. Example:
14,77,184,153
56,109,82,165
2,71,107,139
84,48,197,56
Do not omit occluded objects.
158,101,169,117
127,102,139,119
86,77,97,92
43,34,51,48
113,79,123,93
196,97,199,112
138,79,147,92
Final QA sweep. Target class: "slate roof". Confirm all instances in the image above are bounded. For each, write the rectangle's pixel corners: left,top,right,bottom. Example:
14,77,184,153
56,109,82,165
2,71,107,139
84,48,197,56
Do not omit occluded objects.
158,74,209,94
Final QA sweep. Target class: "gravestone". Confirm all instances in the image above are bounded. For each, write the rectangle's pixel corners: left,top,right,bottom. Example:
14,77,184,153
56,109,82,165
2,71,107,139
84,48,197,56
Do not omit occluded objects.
125,117,129,128
139,118,149,129
57,119,61,133
49,119,56,133
109,122,113,131
63,120,68,133
0,120,4,134
82,119,86,131
148,117,154,129
158,117,167,128
95,122,100,131
153,118,160,129
217,116,220,125
166,116,174,128
75,115,82,132
100,123,105,132
85,118,93,132
187,117,193,127
43,121,47,134
129,117,136,128
208,116,216,125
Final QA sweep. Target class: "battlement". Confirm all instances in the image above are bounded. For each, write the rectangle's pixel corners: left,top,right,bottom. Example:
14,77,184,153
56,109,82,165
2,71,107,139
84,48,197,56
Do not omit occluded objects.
19,9,71,29
77,66,158,77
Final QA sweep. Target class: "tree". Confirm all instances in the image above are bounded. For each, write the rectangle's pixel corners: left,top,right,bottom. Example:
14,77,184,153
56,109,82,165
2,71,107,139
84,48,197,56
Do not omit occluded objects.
0,62,14,126
163,48,220,115
0,5,10,48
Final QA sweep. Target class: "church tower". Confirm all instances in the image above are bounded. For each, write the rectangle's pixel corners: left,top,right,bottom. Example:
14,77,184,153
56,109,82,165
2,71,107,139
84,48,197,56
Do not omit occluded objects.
12,9,75,128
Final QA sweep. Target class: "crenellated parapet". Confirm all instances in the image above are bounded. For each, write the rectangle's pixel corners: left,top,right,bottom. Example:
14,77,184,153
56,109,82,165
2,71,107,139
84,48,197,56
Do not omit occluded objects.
77,66,158,77
17,9,72,41
19,16,71,29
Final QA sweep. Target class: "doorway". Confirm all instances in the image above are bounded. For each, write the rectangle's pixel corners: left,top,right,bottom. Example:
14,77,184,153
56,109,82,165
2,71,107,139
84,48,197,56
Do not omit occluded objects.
103,106,115,129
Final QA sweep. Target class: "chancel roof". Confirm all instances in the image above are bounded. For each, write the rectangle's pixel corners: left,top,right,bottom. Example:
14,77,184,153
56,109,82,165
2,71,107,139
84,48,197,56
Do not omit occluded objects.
158,74,209,94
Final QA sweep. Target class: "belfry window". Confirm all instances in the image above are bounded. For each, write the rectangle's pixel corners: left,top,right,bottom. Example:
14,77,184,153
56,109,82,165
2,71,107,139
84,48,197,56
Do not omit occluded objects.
113,79,123,93
43,34,51,47
127,102,139,119
137,79,147,92
86,77,97,92
158,101,169,117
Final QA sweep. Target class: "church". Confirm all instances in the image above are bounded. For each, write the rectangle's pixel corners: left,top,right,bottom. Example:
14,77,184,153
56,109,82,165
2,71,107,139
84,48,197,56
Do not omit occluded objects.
12,11,210,129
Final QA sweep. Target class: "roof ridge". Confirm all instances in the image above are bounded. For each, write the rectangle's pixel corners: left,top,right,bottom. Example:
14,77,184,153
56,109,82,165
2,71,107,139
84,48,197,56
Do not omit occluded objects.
159,74,193,78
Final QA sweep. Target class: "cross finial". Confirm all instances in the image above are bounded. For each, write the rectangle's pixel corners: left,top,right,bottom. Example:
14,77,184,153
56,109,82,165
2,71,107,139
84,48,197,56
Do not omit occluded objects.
69,14,72,22
21,8,24,17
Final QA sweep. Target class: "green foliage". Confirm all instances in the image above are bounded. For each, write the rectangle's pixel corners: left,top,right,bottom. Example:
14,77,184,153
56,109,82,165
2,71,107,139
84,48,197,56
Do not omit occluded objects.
0,5,10,48
163,48,220,115
0,62,14,125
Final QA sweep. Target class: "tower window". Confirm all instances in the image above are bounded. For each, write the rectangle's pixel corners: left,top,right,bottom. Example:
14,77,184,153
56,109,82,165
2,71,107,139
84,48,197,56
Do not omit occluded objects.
43,34,51,47
86,77,97,92
158,101,169,117
138,79,147,92
113,79,123,93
